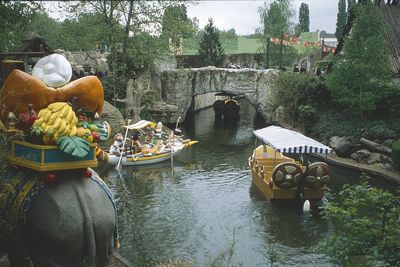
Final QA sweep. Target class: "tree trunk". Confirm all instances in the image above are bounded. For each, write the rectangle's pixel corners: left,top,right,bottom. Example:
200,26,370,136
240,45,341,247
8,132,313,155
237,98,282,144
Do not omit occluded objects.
360,138,392,156
125,79,136,122
121,1,134,80
124,68,152,122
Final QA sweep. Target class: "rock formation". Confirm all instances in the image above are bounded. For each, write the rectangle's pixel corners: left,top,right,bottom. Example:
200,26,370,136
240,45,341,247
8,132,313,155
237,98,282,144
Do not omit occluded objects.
160,66,279,122
101,101,125,135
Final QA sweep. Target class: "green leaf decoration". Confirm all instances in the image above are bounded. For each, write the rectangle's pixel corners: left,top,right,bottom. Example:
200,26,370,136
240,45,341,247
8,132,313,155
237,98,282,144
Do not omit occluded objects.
31,125,43,136
57,136,90,158
77,121,90,129
88,124,98,132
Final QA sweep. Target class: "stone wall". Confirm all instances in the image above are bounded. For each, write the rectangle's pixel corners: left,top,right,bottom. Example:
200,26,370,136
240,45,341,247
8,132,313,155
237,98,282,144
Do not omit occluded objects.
160,66,279,122
193,92,218,111
176,53,260,69
54,49,108,72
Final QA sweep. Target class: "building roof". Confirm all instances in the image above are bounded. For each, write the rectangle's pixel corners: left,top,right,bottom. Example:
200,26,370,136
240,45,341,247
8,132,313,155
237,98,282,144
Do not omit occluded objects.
15,37,53,54
299,32,318,42
182,36,262,55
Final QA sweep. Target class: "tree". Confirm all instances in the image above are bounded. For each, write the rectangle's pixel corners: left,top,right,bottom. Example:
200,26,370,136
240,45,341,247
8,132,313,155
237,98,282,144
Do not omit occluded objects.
335,0,347,39
28,11,61,50
319,179,400,266
0,1,40,52
161,4,195,52
298,3,310,32
259,0,293,38
55,13,115,51
197,18,225,67
219,28,237,40
326,2,391,119
347,0,356,14
258,0,296,68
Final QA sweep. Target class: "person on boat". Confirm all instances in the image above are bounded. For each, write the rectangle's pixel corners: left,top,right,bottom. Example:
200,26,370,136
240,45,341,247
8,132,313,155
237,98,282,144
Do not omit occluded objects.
130,132,142,154
143,126,153,143
109,133,125,156
150,122,168,152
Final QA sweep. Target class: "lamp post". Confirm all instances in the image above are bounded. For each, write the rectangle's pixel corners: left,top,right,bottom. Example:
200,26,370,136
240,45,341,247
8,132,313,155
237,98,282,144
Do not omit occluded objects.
266,35,270,69
279,31,284,70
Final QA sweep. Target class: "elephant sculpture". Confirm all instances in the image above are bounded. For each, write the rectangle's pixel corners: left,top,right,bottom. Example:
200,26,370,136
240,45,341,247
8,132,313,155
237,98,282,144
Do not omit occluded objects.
1,167,118,267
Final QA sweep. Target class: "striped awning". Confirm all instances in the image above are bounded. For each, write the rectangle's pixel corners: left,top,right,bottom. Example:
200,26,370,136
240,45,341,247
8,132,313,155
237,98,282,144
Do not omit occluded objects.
124,120,156,130
253,126,332,154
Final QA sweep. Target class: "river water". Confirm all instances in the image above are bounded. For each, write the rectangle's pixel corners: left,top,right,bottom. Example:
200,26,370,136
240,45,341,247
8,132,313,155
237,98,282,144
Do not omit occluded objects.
101,100,392,267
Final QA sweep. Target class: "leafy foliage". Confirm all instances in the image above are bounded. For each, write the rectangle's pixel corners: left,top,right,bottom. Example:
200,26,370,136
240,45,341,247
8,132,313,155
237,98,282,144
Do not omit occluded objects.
298,3,310,32
197,18,225,67
57,136,90,158
219,28,238,40
392,141,400,168
335,0,347,39
326,2,391,119
0,1,40,52
258,0,297,68
347,0,356,13
272,72,330,123
161,3,196,53
319,179,400,266
309,110,400,141
258,0,293,38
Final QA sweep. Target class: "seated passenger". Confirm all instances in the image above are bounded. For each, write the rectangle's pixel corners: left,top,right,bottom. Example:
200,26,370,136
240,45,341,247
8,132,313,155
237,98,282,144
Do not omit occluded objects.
130,132,142,154
109,133,125,156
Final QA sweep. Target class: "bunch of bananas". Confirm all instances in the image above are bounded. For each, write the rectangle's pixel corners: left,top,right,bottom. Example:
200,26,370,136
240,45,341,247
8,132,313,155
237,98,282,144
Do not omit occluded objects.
33,102,78,142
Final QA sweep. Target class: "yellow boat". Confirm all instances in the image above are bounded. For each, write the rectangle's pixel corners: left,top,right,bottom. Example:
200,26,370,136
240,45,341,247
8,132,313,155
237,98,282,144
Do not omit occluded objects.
248,126,332,202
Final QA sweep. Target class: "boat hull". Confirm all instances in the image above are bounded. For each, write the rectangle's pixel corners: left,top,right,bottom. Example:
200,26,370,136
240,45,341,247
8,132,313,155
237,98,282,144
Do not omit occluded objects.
107,141,197,166
249,145,326,201
251,168,325,200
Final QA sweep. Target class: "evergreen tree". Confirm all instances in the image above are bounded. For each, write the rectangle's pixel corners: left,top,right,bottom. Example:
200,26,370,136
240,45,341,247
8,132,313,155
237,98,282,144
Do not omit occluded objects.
197,18,225,67
299,3,310,32
326,2,391,119
335,0,347,39
347,0,356,14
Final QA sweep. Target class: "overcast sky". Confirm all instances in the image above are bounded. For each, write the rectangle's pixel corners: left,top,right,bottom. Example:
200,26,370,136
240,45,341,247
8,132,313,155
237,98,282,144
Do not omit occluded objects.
45,1,339,35
187,0,339,35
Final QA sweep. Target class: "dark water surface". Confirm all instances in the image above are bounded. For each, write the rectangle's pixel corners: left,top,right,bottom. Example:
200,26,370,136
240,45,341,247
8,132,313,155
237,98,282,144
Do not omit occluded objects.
100,101,393,267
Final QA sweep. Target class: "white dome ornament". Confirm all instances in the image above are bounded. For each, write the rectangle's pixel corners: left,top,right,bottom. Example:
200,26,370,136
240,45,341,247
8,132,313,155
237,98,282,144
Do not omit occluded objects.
32,54,72,88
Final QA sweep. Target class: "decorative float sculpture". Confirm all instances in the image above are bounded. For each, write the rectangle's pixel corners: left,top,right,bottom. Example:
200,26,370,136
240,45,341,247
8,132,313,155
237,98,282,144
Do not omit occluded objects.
0,54,118,267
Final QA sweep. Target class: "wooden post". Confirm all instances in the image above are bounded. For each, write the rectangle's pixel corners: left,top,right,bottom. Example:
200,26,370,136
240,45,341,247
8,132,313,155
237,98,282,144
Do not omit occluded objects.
279,31,284,70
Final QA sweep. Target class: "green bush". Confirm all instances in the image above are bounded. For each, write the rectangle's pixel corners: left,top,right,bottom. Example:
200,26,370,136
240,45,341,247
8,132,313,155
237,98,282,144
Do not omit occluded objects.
308,109,400,141
298,104,317,122
392,141,400,168
360,122,397,141
318,178,400,266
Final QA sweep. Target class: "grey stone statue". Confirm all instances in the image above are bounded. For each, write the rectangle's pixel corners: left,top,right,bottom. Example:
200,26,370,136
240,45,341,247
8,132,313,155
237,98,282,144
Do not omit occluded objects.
2,168,118,267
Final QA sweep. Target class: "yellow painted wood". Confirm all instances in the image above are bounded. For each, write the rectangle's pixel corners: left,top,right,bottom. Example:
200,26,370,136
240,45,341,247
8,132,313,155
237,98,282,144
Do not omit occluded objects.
8,140,98,171
7,155,97,171
250,145,326,200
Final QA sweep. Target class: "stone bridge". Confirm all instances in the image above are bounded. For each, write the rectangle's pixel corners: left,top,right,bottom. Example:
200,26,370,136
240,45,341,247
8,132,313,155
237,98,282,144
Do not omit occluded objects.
155,66,279,123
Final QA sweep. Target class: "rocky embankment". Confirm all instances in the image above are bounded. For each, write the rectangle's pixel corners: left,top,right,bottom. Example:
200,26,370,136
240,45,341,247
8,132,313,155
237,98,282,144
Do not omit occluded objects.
326,136,400,184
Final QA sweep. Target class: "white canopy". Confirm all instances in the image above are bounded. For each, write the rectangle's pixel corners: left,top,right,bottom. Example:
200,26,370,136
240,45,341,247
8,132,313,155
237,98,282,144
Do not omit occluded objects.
124,120,156,130
253,126,332,154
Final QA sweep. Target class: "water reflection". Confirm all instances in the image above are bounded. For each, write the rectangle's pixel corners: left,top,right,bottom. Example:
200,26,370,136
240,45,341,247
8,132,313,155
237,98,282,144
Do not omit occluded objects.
98,100,392,267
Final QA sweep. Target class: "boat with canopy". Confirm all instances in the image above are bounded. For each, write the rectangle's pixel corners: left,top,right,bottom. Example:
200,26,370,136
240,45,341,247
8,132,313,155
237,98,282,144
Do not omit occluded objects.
106,120,197,167
249,126,332,202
